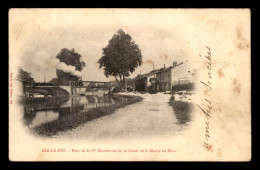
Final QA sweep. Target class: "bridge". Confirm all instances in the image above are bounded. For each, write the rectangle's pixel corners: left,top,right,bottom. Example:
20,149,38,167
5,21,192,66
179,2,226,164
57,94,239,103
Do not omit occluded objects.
25,85,69,97
69,80,112,96
69,81,112,88
23,81,112,97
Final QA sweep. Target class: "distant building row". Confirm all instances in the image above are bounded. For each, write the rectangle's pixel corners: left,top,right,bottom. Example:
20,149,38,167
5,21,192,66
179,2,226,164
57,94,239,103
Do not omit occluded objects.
132,60,197,93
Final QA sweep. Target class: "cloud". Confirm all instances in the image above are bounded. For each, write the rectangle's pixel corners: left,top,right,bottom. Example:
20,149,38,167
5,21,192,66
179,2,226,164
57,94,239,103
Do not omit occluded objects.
31,50,82,78
55,60,82,77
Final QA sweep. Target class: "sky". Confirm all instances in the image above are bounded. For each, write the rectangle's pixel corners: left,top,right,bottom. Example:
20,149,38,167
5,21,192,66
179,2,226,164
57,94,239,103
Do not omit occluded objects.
12,9,203,82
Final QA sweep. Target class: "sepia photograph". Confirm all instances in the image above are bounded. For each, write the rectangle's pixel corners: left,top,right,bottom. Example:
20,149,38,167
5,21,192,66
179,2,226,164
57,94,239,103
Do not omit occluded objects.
8,8,251,161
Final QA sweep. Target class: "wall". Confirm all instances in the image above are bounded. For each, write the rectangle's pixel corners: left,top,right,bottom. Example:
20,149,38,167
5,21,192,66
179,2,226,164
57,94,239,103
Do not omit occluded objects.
171,61,196,87
156,70,171,91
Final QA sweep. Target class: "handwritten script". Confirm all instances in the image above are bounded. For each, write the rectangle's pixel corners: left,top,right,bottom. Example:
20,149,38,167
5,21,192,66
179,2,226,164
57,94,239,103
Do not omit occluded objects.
197,46,213,149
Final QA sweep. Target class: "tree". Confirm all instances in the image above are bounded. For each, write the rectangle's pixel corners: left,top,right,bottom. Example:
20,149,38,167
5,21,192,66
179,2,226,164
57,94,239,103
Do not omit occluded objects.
17,67,34,86
98,29,142,91
17,67,35,96
49,78,59,85
56,48,85,85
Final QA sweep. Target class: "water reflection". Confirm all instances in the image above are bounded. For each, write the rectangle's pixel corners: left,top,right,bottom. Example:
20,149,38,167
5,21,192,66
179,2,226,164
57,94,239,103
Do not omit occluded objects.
22,95,115,128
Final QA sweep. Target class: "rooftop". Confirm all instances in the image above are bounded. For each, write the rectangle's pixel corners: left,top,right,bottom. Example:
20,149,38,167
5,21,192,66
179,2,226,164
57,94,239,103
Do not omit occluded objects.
133,60,189,81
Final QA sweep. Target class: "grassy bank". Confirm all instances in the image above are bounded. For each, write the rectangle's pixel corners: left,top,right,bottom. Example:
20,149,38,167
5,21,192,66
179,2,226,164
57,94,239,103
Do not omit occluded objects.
20,95,69,106
32,95,143,137
168,99,194,124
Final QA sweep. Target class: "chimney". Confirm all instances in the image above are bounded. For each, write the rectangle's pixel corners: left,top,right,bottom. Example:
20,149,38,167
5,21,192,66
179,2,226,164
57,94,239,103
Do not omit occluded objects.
164,64,166,69
173,61,177,68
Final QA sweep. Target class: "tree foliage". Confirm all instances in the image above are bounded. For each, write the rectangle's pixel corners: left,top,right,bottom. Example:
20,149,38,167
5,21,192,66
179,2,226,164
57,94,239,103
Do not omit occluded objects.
56,48,85,84
17,67,35,86
56,48,85,71
98,29,142,90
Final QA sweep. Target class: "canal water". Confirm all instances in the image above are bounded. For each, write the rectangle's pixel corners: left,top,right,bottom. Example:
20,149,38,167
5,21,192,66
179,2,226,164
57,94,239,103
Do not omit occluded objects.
22,95,116,128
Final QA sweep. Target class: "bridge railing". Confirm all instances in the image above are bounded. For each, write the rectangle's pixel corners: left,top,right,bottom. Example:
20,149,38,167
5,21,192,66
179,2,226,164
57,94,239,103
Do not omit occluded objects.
69,81,112,88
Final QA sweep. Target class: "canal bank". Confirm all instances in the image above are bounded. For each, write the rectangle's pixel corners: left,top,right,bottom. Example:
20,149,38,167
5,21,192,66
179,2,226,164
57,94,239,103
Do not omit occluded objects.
32,94,143,137
54,92,192,141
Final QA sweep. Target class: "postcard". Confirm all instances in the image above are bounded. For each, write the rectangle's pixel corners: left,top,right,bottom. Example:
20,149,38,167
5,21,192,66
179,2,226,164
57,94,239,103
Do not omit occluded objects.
8,8,251,161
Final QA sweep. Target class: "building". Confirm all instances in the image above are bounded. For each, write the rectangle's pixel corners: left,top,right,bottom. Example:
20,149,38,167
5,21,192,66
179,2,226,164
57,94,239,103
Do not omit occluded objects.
133,60,196,93
134,70,158,93
156,60,196,92
156,66,173,92
171,60,196,87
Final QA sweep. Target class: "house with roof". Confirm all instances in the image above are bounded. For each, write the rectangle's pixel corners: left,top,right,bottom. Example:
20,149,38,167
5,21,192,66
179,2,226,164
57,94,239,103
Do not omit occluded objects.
156,60,196,92
134,60,196,93
134,70,158,93
156,65,173,92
